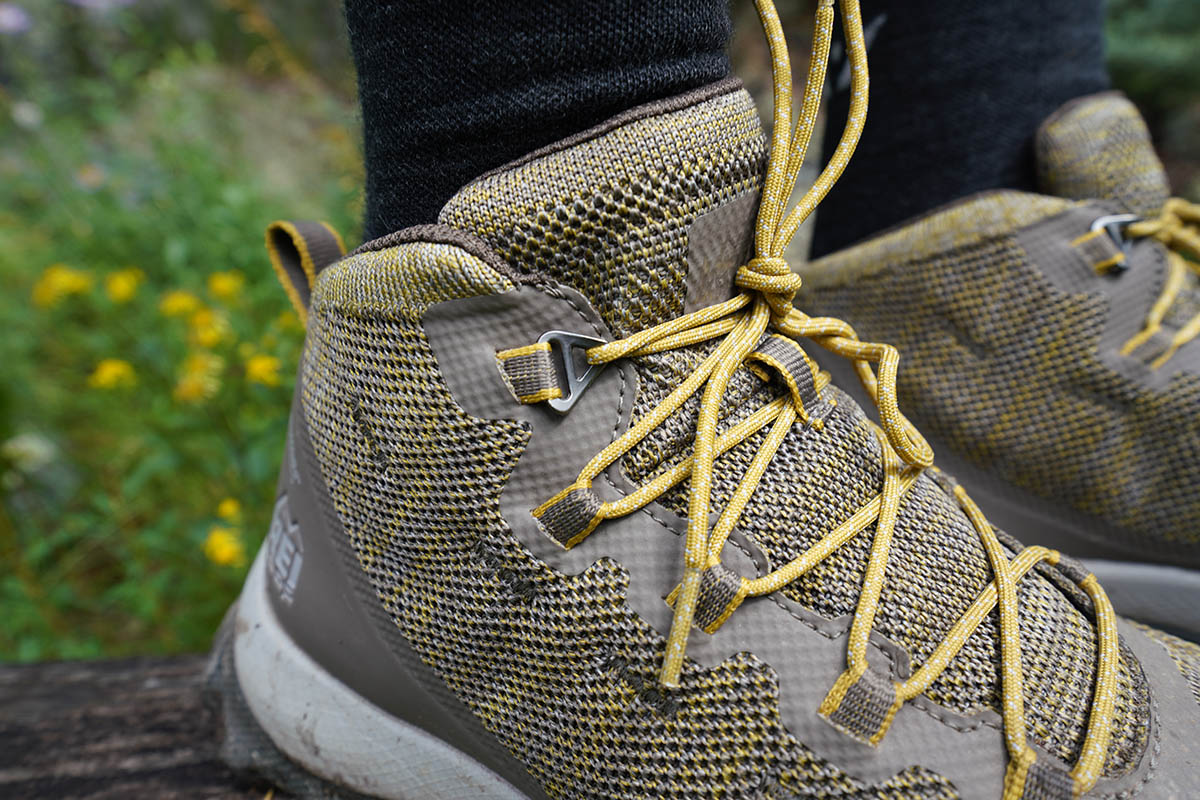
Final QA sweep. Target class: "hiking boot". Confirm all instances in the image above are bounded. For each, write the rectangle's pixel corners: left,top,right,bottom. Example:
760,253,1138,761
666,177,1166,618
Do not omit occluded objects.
799,91,1200,640
209,3,1200,797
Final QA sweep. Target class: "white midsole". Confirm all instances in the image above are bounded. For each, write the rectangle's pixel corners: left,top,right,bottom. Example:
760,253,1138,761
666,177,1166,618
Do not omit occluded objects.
232,548,530,800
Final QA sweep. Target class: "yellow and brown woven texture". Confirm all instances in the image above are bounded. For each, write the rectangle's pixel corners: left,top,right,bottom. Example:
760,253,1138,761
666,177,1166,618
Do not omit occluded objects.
438,88,1149,778
1037,91,1169,218
300,239,962,798
801,94,1200,556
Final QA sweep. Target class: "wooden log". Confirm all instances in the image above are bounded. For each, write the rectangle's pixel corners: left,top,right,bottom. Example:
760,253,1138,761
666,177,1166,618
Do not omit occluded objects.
0,655,277,799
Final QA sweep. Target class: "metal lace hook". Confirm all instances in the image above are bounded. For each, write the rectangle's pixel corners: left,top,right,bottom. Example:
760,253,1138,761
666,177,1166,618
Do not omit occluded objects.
537,330,608,413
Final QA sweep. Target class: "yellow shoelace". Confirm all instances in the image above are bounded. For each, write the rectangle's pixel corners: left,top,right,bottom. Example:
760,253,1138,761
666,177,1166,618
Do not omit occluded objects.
1117,197,1200,367
528,1,1120,794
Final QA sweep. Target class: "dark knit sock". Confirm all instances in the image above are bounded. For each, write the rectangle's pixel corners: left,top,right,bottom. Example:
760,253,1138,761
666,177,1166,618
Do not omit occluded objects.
344,0,734,241
811,0,1110,257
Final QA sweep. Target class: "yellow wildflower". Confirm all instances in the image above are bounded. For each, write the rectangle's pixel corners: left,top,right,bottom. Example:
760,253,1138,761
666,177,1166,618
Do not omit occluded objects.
104,268,144,304
274,309,304,333
188,307,231,348
207,270,246,302
245,354,282,387
174,352,224,404
87,358,136,390
216,497,242,522
204,526,246,567
32,264,92,309
159,289,202,317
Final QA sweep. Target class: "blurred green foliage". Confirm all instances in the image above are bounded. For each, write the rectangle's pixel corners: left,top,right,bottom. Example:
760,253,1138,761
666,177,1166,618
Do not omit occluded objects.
0,0,1198,662
0,0,361,660
1107,0,1200,193
1107,0,1200,126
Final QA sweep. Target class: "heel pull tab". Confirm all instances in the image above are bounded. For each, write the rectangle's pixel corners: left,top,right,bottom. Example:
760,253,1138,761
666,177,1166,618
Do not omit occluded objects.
265,220,346,324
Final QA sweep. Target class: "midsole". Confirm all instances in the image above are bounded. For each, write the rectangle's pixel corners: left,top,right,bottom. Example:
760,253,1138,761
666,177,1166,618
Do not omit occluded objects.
231,547,531,800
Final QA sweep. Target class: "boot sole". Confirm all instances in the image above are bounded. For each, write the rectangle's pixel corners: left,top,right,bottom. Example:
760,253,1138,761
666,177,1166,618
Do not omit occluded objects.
205,548,532,800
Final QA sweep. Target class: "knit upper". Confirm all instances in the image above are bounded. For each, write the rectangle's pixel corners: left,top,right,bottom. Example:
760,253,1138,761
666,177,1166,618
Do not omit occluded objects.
440,83,1150,778
801,92,1200,561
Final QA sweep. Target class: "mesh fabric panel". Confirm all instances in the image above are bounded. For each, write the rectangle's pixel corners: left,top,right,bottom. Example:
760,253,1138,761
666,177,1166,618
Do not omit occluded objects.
1036,92,1170,218
302,240,960,799
1037,92,1200,362
1040,93,1200,354
803,192,1200,554
439,88,1148,776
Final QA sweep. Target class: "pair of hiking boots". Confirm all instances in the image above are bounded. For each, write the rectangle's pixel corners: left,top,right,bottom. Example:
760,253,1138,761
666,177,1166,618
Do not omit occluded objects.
207,2,1200,797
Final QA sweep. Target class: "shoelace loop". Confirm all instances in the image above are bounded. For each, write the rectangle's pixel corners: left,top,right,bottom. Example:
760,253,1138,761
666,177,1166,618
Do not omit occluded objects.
1129,196,1200,256
736,256,801,303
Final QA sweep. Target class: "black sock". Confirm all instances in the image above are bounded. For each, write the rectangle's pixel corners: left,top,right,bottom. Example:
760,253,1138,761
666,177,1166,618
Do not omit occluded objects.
344,0,734,241
810,0,1110,257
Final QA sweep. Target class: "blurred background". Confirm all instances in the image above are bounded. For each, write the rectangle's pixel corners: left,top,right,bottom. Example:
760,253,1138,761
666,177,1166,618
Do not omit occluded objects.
1,0,1198,663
